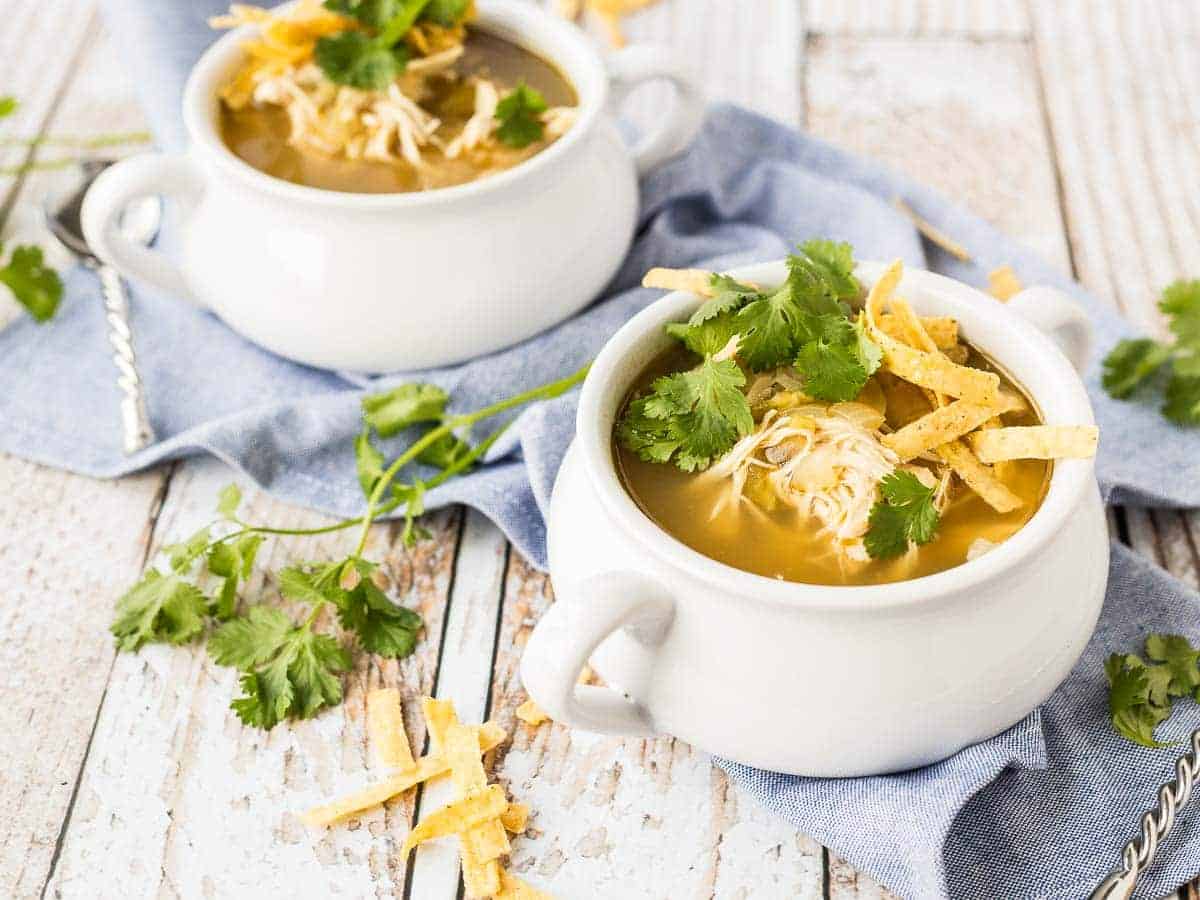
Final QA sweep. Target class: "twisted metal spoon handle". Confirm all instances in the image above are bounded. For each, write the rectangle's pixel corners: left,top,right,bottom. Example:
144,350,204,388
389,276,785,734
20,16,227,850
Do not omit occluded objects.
1091,730,1200,900
98,263,154,454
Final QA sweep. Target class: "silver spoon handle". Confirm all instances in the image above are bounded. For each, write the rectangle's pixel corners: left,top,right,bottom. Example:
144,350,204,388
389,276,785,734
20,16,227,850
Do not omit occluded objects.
98,264,155,454
1090,729,1200,900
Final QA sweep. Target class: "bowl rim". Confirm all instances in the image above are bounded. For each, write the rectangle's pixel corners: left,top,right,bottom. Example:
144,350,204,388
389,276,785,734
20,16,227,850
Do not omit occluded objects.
575,258,1100,612
181,0,609,208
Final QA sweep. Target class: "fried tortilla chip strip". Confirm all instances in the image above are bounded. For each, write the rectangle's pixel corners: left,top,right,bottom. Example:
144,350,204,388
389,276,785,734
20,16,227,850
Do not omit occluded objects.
882,401,1000,462
400,784,509,855
367,688,415,771
642,267,716,296
877,313,959,349
515,699,549,726
987,265,1023,301
497,870,555,899
445,722,507,896
500,802,530,834
968,425,1098,462
893,198,972,261
934,440,1023,513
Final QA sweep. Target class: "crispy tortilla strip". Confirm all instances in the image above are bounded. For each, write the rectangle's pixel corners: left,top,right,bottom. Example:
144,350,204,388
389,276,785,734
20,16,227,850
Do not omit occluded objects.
994,386,1028,415
460,844,502,898
642,267,714,296
445,721,511,866
988,265,1023,301
515,699,549,726
367,688,415,771
497,871,555,899
893,198,972,261
301,754,447,827
968,425,1098,462
882,401,1000,462
422,697,507,757
400,784,508,855
500,802,530,834
934,440,1023,513
877,313,959,350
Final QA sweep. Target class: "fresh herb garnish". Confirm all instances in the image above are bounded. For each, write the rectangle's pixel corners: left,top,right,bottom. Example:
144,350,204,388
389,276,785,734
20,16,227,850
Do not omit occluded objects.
863,470,940,560
1102,280,1200,425
0,241,63,322
618,240,880,471
0,96,17,119
495,82,547,148
110,363,590,729
317,0,473,90
1105,633,1200,747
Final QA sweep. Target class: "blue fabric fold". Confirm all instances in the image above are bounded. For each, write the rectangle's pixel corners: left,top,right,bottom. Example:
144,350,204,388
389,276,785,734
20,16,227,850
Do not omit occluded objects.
1,3,1194,896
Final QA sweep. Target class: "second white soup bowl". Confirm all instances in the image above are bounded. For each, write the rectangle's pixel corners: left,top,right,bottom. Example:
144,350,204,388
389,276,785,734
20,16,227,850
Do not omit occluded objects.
522,261,1108,777
80,0,704,372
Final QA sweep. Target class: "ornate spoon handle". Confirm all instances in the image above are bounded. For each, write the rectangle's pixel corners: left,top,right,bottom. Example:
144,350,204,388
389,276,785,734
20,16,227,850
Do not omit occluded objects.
98,263,155,454
1091,730,1200,900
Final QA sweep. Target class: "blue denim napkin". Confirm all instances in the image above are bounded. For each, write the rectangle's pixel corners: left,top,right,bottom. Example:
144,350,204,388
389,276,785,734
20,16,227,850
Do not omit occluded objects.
2,2,1197,896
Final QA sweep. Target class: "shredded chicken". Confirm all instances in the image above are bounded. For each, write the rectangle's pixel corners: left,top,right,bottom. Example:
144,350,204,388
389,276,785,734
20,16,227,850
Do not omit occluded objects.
703,405,902,562
444,79,500,159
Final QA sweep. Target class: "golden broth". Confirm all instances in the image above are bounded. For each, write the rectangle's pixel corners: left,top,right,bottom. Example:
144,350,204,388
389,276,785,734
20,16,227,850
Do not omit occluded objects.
220,31,576,193
614,345,1051,587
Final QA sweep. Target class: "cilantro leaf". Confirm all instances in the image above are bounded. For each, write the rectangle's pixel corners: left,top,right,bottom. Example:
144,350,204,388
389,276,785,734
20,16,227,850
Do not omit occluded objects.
324,0,409,28
215,609,351,730
362,383,448,436
1160,279,1200,348
355,428,386,497
1102,338,1172,398
417,431,472,470
216,483,243,520
1105,653,1173,748
420,0,472,26
164,526,212,574
0,96,16,118
615,396,682,465
0,243,63,322
495,82,547,148
392,481,431,546
666,275,758,357
797,238,860,302
863,471,939,560
328,560,423,656
1163,374,1200,425
1145,633,1200,697
794,339,867,402
314,31,410,89
207,534,264,619
852,317,883,375
111,570,209,651
735,281,807,371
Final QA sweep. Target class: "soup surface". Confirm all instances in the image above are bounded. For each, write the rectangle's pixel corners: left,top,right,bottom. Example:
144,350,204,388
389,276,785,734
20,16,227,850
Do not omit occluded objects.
615,344,1051,587
220,30,577,193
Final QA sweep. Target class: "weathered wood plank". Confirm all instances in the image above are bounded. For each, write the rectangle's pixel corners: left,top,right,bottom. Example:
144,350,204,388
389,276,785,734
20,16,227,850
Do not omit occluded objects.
45,459,463,897
806,0,1028,37
488,557,826,899
0,12,173,899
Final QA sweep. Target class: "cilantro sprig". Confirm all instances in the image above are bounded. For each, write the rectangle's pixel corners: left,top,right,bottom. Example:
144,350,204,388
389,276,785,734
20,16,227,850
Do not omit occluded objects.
863,470,940,560
316,0,473,90
495,82,547,148
0,240,64,322
111,363,590,729
1106,633,1200,747
618,240,880,472
1102,280,1200,425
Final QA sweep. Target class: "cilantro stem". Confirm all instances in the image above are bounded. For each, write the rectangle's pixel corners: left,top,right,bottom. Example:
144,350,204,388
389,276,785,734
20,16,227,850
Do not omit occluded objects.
351,362,591,557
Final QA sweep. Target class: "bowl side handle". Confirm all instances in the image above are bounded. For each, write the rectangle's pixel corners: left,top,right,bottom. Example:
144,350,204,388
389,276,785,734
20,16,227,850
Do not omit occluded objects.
521,571,674,737
1006,285,1094,374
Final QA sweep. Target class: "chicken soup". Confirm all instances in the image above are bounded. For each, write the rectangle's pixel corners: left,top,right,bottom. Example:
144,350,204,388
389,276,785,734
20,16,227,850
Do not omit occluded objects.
614,245,1099,586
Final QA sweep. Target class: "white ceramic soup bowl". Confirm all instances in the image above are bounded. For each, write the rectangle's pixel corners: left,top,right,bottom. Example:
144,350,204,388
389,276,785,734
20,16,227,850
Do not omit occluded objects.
80,1,704,373
522,260,1107,777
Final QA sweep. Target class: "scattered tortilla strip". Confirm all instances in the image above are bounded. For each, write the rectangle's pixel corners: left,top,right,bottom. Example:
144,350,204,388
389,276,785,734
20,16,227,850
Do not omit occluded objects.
422,697,506,757
400,784,509,855
893,198,972,261
301,754,447,827
988,265,1023,301
994,387,1029,415
500,802,530,834
445,721,511,866
934,440,1023,514
642,267,715,296
497,871,554,899
968,425,1098,462
516,699,549,726
882,401,1000,462
587,0,662,47
877,313,959,349
367,688,415,771
460,842,503,898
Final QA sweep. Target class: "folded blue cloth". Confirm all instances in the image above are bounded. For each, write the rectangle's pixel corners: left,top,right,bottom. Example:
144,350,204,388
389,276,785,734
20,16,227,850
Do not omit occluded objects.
2,2,1195,896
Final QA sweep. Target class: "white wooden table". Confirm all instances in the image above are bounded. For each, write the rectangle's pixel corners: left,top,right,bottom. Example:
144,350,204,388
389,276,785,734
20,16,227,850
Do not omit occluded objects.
2,1,1199,898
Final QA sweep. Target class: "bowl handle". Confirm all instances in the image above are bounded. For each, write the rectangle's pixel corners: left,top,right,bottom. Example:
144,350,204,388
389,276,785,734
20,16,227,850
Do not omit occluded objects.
1006,285,1094,374
520,571,674,737
606,46,706,177
81,153,206,305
